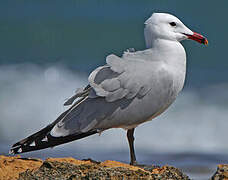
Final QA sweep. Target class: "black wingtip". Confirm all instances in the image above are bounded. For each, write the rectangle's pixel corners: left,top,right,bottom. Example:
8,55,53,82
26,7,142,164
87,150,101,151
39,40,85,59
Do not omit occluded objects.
9,145,22,155
9,99,98,155
9,130,98,154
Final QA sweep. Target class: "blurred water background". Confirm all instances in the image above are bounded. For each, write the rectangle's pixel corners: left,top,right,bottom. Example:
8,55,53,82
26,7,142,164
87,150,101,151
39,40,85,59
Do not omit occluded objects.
0,1,228,179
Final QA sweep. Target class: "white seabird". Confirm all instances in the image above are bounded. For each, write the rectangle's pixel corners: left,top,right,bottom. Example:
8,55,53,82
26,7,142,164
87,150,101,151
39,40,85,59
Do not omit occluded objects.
10,13,208,165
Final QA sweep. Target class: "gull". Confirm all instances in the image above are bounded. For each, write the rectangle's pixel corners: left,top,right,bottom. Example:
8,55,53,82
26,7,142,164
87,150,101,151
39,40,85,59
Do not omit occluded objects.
10,13,208,165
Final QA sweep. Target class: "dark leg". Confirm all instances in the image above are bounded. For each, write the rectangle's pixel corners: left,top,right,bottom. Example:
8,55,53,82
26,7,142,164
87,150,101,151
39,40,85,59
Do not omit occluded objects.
127,128,137,165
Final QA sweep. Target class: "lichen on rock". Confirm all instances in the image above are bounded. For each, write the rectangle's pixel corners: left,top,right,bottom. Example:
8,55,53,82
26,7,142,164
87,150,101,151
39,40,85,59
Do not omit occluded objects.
0,155,190,180
211,164,228,180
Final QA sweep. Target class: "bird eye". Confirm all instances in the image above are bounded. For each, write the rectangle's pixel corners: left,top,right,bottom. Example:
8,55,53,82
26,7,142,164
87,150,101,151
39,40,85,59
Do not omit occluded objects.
169,22,176,27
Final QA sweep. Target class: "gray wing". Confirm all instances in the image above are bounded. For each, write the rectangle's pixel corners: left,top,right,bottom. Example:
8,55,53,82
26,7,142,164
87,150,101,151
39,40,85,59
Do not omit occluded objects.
63,49,137,106
64,85,91,106
88,54,158,102
51,54,173,137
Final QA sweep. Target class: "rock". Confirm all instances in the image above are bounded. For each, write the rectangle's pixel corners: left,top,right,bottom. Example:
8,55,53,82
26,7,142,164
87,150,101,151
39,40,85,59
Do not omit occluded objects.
0,155,190,180
210,164,228,180
0,155,42,180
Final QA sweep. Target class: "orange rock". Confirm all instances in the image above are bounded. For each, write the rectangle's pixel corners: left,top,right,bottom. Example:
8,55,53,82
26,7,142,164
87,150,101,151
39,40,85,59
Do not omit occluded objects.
0,155,42,180
101,160,144,171
46,157,91,165
0,155,191,180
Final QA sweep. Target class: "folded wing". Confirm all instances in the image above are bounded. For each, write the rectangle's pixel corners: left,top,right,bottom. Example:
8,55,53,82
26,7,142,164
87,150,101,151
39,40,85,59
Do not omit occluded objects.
51,54,171,137
88,54,157,102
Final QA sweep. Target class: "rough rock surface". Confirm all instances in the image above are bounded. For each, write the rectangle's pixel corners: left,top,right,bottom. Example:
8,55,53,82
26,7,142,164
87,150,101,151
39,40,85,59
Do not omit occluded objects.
0,155,42,180
211,164,228,180
0,155,191,180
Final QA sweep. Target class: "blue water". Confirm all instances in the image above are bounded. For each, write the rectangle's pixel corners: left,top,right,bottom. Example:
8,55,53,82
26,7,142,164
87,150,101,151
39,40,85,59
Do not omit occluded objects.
0,1,228,179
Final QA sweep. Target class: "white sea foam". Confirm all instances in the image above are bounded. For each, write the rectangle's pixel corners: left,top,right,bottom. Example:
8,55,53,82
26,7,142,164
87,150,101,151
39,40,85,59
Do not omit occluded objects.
1,64,228,154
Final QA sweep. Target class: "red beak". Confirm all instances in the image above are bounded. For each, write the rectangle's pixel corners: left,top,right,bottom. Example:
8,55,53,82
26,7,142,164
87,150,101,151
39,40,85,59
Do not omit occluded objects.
185,32,208,45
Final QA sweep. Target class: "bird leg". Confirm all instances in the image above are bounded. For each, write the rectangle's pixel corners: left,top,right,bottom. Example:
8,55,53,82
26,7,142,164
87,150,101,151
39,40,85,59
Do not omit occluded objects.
127,128,137,165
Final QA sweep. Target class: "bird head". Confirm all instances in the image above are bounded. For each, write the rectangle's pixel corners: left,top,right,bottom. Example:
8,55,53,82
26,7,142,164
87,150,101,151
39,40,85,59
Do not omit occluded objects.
144,13,208,48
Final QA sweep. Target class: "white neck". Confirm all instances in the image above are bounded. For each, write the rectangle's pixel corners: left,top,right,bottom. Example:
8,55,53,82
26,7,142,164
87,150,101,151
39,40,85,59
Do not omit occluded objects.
149,38,187,93
149,39,186,67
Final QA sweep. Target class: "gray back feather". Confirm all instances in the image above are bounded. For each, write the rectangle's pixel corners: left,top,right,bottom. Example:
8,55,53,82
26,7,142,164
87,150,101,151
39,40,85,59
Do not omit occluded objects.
51,53,174,137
